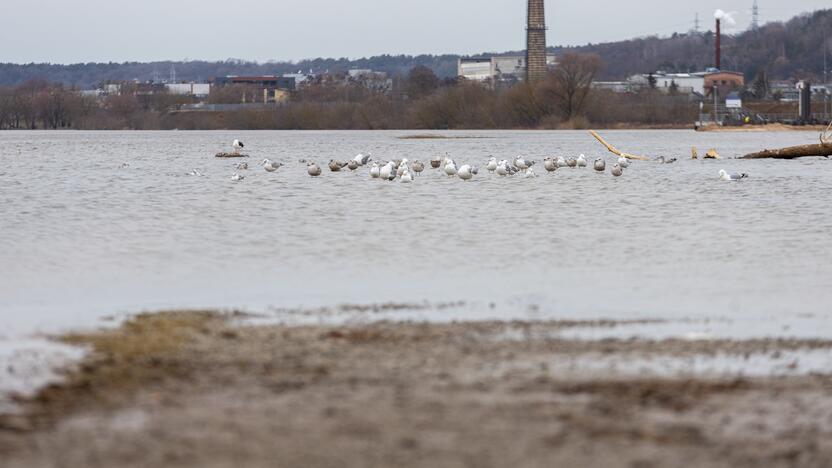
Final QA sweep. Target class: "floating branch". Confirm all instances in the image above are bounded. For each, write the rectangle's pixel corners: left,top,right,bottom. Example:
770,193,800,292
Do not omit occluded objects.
589,130,651,161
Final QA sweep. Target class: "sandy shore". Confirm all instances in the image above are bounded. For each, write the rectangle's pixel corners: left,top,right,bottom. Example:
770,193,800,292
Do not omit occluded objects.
2,311,832,468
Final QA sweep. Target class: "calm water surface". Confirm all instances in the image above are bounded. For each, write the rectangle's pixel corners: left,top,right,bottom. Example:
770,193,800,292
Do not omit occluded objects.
1,130,831,340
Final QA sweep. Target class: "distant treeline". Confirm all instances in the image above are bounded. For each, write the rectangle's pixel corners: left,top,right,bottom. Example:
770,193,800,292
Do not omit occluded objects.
0,55,698,131
0,9,829,89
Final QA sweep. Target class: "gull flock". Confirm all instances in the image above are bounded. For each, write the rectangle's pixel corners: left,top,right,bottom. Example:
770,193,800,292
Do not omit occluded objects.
199,140,750,183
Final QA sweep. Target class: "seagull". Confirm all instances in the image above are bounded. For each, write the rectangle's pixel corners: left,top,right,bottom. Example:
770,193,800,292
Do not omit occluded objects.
594,158,606,172
471,166,479,175
347,160,360,171
230,172,245,182
379,161,396,180
567,157,577,168
262,159,283,172
187,169,202,176
556,156,568,168
544,158,557,173
397,158,410,176
236,162,249,170
719,169,748,181
496,160,518,176
370,162,381,179
514,156,534,172
577,154,588,167
232,139,244,153
307,162,322,177
412,161,425,175
444,160,458,177
458,164,474,181
353,153,372,166
430,156,442,169
119,162,130,169
611,164,623,177
657,156,677,164
486,157,498,173
523,167,538,178
400,169,414,183
329,160,343,172
617,156,630,168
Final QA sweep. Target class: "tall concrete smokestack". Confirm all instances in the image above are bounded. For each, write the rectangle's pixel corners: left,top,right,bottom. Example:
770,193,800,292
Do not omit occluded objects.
715,18,722,69
526,0,547,83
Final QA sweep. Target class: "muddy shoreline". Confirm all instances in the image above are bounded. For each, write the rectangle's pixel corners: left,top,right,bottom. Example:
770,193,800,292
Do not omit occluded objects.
2,311,831,468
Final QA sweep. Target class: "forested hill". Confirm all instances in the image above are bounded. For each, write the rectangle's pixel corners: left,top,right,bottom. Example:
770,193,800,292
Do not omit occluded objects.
0,9,828,88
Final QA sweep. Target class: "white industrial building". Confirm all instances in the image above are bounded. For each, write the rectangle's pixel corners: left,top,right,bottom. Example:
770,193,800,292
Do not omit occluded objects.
627,72,707,95
165,83,211,97
458,55,557,84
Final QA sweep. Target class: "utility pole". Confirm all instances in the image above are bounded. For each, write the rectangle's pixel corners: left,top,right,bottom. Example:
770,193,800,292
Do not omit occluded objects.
825,29,829,121
694,13,701,34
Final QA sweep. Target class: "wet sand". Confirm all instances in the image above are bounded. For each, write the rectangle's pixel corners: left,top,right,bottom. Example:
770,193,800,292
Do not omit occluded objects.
2,311,832,468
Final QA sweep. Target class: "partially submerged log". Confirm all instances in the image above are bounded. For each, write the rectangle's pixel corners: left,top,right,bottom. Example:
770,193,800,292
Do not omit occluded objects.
741,143,832,159
215,152,249,158
589,130,651,161
704,149,721,159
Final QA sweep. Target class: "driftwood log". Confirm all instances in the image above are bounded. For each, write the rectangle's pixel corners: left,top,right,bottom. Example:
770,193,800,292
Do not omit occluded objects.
589,130,651,161
215,152,249,158
741,144,832,159
742,124,832,159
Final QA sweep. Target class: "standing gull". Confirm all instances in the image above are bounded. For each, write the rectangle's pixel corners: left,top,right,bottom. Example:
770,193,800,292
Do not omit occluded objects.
458,164,474,181
412,161,425,175
618,156,631,168
232,139,244,154
486,157,498,173
594,158,606,172
370,162,381,179
544,158,557,173
577,154,588,167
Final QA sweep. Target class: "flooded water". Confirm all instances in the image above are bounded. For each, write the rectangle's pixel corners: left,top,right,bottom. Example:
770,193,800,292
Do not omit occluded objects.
1,129,831,340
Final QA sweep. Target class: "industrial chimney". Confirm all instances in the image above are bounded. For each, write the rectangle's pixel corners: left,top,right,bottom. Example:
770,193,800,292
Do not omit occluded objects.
715,18,722,70
526,0,547,83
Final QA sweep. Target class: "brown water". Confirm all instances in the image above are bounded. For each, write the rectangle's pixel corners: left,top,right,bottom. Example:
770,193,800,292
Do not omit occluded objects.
1,129,831,339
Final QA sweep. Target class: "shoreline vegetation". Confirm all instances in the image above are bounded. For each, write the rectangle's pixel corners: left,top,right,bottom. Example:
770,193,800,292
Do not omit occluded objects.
0,56,704,132
2,310,831,467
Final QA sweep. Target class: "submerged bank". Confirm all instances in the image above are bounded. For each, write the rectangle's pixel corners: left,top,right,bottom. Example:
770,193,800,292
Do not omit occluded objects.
2,311,831,468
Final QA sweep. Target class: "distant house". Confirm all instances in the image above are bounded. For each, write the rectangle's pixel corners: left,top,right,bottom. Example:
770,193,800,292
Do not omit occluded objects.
211,76,296,103
703,71,745,98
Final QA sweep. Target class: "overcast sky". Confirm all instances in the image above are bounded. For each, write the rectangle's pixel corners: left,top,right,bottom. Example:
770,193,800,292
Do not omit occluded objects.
0,0,828,64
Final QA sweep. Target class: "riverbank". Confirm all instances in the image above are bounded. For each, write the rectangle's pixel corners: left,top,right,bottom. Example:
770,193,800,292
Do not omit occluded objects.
696,123,830,132
2,311,831,468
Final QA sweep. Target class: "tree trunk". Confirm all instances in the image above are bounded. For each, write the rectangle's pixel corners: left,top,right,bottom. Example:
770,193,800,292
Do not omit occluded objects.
741,143,832,159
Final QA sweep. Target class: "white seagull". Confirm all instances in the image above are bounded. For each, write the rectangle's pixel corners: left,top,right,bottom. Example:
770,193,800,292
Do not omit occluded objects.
556,156,568,168
370,162,381,179
400,169,414,183
444,160,458,177
187,169,202,176
719,169,748,181
618,156,631,168
544,158,557,172
486,157,498,173
307,162,322,177
262,159,283,172
230,172,245,182
380,161,396,180
458,164,474,181
577,154,588,167
232,139,244,153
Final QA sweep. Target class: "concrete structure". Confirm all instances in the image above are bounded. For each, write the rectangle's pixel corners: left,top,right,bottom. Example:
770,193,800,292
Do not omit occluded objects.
458,55,556,85
165,83,211,97
526,0,547,83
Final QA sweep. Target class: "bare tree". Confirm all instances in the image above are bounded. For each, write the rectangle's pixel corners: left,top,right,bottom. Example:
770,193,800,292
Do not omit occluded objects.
537,53,602,121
